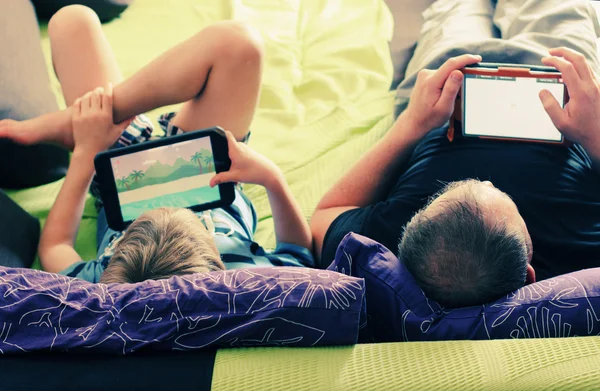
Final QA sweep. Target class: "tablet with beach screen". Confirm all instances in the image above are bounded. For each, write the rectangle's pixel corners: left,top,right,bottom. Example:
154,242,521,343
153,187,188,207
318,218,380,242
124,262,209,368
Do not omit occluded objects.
110,137,220,221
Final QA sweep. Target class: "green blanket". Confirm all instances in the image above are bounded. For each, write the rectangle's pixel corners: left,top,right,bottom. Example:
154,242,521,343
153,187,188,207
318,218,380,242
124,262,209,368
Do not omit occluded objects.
6,0,395,266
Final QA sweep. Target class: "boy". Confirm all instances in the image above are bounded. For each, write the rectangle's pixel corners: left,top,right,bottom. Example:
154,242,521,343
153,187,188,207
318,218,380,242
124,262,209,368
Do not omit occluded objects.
0,5,313,283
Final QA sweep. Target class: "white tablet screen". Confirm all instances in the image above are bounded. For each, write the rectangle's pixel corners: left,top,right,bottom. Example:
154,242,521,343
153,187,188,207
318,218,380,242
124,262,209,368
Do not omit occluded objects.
463,74,565,142
110,136,220,222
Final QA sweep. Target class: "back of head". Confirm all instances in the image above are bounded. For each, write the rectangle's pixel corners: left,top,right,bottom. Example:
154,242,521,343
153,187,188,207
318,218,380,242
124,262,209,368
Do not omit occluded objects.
398,198,529,308
100,207,225,284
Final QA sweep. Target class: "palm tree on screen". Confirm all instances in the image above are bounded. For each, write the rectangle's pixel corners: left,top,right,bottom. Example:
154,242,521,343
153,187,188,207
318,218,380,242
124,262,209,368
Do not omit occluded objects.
191,152,204,174
129,170,145,182
117,177,131,191
203,155,213,171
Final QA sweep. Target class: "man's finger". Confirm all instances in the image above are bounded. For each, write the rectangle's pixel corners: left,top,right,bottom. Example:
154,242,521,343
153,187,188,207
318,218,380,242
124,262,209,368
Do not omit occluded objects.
549,47,594,82
539,89,568,131
431,54,482,89
436,70,463,114
542,56,583,96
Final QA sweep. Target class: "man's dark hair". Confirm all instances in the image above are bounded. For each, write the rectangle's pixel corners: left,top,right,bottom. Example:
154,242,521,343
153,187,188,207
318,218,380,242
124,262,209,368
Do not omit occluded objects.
397,196,529,308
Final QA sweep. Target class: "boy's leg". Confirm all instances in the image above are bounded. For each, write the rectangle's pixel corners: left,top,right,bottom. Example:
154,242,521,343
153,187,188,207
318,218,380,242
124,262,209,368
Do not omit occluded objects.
493,0,600,73
3,18,264,144
394,0,501,116
114,21,264,141
49,5,123,106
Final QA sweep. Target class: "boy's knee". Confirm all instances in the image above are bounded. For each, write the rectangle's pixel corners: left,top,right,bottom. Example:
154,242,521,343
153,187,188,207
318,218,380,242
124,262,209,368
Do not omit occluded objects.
48,5,101,40
206,21,264,66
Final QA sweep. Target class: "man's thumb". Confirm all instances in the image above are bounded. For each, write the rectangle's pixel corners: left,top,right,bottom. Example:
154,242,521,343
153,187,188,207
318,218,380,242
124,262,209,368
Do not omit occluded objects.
437,70,463,112
539,90,567,130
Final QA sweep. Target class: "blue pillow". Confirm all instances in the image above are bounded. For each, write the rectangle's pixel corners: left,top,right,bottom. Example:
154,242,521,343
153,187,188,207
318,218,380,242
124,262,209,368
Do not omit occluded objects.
0,266,365,354
328,233,600,342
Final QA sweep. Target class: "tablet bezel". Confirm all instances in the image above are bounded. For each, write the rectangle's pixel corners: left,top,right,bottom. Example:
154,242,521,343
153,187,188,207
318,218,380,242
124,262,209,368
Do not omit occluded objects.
458,63,568,144
94,126,235,231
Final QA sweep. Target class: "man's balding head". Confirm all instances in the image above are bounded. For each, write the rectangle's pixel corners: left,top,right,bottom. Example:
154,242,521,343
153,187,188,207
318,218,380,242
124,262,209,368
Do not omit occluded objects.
398,179,535,308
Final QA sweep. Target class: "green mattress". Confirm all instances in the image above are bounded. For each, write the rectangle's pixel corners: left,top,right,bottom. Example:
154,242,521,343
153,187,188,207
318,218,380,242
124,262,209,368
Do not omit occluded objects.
7,0,396,265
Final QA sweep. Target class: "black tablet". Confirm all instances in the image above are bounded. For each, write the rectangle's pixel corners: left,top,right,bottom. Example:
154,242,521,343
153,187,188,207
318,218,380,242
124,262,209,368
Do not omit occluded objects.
94,127,235,231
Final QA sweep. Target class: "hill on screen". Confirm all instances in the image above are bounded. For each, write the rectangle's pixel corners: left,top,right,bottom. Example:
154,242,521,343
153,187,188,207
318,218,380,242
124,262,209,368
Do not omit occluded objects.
116,149,214,192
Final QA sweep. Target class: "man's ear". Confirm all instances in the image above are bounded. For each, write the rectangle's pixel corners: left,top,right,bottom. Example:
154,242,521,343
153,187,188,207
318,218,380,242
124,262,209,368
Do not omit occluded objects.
526,264,536,285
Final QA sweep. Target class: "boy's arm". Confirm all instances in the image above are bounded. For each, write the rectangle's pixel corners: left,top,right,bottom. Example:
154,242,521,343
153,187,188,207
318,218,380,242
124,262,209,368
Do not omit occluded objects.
262,171,311,250
39,85,129,273
38,152,94,273
210,131,312,250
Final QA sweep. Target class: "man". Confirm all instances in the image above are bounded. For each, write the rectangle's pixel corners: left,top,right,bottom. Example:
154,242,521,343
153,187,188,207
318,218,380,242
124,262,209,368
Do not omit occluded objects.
311,0,600,308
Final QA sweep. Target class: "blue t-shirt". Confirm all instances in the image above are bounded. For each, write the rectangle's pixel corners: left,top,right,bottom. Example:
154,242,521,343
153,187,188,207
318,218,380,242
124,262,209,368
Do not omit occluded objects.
60,189,314,282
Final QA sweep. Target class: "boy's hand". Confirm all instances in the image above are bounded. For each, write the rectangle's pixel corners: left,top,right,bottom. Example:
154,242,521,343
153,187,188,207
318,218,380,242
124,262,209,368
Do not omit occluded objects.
403,54,482,138
209,131,281,188
72,85,131,156
540,47,600,152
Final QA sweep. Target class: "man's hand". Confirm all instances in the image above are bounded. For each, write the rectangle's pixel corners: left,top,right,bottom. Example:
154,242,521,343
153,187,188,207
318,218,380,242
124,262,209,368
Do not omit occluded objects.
209,130,282,189
403,54,482,137
72,85,130,156
540,47,600,151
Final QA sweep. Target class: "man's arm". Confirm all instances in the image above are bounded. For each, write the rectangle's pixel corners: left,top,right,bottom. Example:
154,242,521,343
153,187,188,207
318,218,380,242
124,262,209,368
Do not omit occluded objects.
311,54,483,260
310,114,424,257
540,47,600,176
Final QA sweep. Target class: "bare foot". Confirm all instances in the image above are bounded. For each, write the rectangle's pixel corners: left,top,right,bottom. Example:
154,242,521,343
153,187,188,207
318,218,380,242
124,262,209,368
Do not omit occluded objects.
0,109,74,150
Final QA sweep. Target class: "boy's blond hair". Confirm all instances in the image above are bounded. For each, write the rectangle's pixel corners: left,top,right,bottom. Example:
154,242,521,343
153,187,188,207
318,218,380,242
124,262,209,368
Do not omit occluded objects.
100,207,225,284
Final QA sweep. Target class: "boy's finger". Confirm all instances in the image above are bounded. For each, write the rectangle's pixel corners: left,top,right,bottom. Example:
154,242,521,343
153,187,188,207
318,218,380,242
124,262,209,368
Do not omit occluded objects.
92,87,103,110
209,172,235,188
103,82,114,112
225,130,237,146
73,98,82,116
115,117,134,130
224,130,241,155
80,91,93,113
